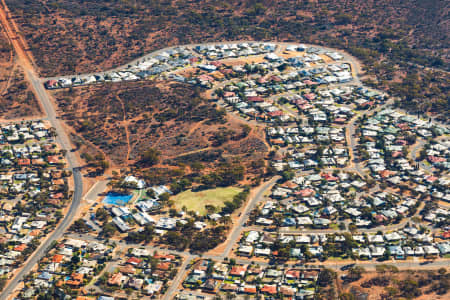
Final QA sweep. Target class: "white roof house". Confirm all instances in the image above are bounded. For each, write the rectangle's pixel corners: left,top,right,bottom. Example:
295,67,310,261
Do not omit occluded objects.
124,176,145,189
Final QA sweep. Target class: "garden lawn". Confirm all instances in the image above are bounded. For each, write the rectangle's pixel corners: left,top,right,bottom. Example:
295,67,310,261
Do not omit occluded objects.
172,187,243,215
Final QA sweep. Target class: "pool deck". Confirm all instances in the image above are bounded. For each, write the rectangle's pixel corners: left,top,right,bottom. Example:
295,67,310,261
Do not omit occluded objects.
84,180,109,203
85,180,145,207
102,193,133,206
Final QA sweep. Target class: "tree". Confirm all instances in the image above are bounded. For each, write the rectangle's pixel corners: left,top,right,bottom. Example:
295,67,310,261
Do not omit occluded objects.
159,192,170,202
240,124,251,138
382,248,391,261
375,265,387,274
146,188,156,198
348,223,357,233
334,13,352,25
71,254,80,266
70,219,91,233
100,222,117,238
205,204,216,214
214,88,224,98
438,268,447,276
0,277,7,292
317,269,336,287
399,279,421,298
140,148,160,166
54,210,63,219
164,231,188,250
95,207,109,222
432,271,449,295
347,266,365,282
216,163,245,186
191,161,204,173
384,286,399,297
127,224,154,243
281,170,295,182
171,178,191,194
98,160,109,171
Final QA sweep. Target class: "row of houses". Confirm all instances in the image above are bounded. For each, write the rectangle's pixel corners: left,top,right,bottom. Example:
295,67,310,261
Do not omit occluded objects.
45,46,196,89
269,127,349,169
0,139,66,196
193,42,277,60
236,228,450,260
45,42,290,89
0,120,50,144
182,259,318,298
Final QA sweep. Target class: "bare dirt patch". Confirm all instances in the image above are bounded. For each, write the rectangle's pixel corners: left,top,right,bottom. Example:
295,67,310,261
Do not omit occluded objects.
53,80,269,181
0,24,13,94
339,269,450,300
0,64,41,119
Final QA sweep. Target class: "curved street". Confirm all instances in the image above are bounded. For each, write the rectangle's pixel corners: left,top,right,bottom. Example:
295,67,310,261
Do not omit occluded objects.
0,2,83,299
43,41,364,81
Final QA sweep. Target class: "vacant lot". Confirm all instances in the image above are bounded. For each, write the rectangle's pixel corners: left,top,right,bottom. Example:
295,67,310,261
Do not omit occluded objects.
0,26,13,93
53,80,268,184
0,24,41,120
172,187,242,215
0,65,41,119
338,268,450,300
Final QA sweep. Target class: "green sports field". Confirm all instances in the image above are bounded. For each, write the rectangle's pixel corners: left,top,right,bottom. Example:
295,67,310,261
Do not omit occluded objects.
172,187,242,215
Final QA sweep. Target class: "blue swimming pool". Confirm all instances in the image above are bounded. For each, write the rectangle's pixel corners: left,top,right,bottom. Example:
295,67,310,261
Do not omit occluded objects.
102,192,133,206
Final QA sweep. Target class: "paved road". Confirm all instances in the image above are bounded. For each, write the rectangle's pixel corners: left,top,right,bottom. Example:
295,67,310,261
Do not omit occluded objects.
0,2,83,298
409,138,431,172
0,72,84,300
346,114,366,176
346,98,395,176
163,255,193,300
0,170,82,299
221,176,280,259
242,200,429,235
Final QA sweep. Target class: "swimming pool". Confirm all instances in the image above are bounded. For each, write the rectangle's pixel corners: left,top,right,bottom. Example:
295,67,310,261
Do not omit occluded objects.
102,192,133,206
